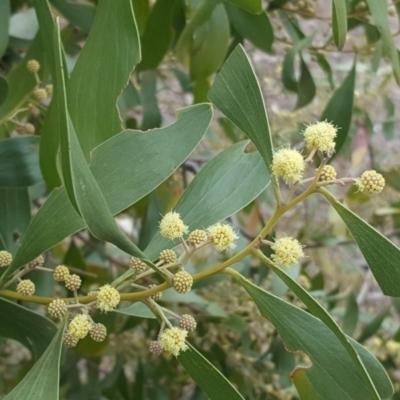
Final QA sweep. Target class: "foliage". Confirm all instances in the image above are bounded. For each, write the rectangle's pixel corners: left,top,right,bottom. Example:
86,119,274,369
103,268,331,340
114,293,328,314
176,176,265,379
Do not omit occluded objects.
0,0,400,399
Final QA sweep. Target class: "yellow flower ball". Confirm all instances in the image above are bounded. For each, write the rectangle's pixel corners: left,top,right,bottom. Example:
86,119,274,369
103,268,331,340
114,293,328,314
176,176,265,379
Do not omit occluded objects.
271,148,305,185
68,314,91,339
355,170,385,195
159,211,188,240
96,284,120,312
271,237,304,267
303,121,337,153
160,327,188,356
207,223,238,251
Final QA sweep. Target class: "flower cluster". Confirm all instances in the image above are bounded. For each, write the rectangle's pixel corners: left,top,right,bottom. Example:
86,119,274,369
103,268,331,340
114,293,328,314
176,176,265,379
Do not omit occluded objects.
173,271,193,294
356,170,385,195
207,223,238,251
159,211,188,239
272,148,305,184
0,251,12,267
96,284,121,312
303,121,337,153
271,237,304,267
159,327,188,356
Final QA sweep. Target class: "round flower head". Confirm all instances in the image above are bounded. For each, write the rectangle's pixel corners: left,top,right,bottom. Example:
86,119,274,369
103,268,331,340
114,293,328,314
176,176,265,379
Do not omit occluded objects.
149,340,163,356
129,256,147,272
179,314,197,332
28,255,45,269
188,230,208,246
272,148,305,184
17,279,35,296
48,299,68,319
16,123,35,135
303,121,337,153
271,237,304,267
65,274,82,291
173,271,193,294
355,170,385,195
0,250,12,267
68,314,91,339
54,265,70,282
33,88,48,101
63,332,79,348
89,323,107,342
26,59,40,73
160,327,188,356
96,284,121,312
207,223,238,251
159,249,177,264
159,211,188,240
317,165,337,182
45,84,53,96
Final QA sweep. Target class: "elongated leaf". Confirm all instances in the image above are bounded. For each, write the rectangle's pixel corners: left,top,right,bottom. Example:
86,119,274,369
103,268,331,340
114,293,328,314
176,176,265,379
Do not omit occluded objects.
9,103,212,273
366,0,400,84
4,325,64,400
0,137,42,187
225,4,274,53
50,0,95,32
332,0,347,50
0,0,10,58
224,0,262,14
320,62,356,157
0,297,57,359
209,45,274,174
115,302,156,319
0,76,7,106
34,0,69,188
145,140,270,259
138,0,175,71
296,56,316,109
140,70,161,130
53,23,159,273
67,0,141,158
190,4,230,82
178,343,245,400
253,251,381,399
0,188,30,253
357,308,389,343
343,292,359,336
233,273,393,400
321,188,400,297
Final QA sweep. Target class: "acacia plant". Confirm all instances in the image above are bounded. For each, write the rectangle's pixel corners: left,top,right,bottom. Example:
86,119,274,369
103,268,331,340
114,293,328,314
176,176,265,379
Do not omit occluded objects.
0,0,400,399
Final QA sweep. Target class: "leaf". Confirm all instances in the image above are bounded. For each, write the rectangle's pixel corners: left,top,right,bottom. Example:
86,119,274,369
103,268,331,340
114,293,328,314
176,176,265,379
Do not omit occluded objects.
9,103,212,273
233,273,393,400
321,188,400,297
224,0,262,14
34,0,69,189
0,188,30,253
332,0,347,50
296,56,316,109
114,302,157,319
0,136,42,187
178,343,245,400
343,292,359,336
190,4,230,82
320,62,356,157
382,96,395,140
144,140,270,259
225,4,274,53
138,0,176,71
50,0,95,32
0,297,57,359
67,0,141,158
208,45,274,174
140,70,161,130
366,0,400,84
4,324,64,400
357,308,389,343
0,0,10,58
252,251,381,399
0,76,7,106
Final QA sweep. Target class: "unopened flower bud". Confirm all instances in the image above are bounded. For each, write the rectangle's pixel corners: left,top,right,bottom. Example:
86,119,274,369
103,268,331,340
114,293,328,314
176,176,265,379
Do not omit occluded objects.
89,323,107,342
355,170,385,195
129,256,147,272
159,249,177,264
54,265,70,282
28,255,45,269
65,274,82,291
0,250,12,267
16,123,35,135
179,314,197,332
188,230,208,246
29,103,40,117
63,332,79,348
17,279,35,296
26,59,40,73
45,84,53,96
149,340,163,356
317,165,337,182
33,88,48,101
148,284,162,301
173,271,193,294
48,299,68,319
